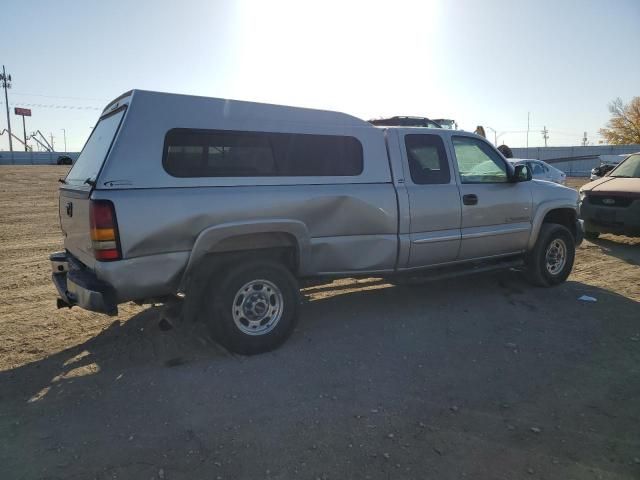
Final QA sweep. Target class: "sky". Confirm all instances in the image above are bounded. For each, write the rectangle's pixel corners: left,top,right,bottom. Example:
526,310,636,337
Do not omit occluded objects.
1,0,639,152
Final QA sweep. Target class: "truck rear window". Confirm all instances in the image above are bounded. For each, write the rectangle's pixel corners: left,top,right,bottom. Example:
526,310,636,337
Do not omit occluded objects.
163,129,363,177
65,108,125,186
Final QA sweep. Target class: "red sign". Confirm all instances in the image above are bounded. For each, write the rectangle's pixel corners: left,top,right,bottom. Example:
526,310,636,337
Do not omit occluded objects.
14,107,32,117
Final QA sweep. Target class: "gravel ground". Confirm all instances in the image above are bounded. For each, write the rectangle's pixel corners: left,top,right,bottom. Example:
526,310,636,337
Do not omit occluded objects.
1,167,639,480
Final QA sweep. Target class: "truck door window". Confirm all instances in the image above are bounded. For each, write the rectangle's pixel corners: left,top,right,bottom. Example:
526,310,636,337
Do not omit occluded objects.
452,136,508,183
404,134,450,184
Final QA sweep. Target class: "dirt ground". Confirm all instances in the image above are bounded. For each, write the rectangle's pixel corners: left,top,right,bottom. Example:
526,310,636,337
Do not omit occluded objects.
1,166,639,480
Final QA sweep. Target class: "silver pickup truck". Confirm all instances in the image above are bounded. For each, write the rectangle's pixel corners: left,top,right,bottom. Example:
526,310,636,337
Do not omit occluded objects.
52,90,583,354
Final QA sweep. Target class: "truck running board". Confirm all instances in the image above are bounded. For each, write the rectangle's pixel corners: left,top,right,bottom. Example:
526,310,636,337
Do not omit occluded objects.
388,257,526,285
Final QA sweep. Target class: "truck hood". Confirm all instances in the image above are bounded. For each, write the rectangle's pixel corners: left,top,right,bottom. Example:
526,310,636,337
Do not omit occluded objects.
580,176,640,195
530,178,579,205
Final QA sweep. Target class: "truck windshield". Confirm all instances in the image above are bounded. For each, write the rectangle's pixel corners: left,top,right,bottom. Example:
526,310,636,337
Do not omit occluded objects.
609,154,640,178
65,108,126,186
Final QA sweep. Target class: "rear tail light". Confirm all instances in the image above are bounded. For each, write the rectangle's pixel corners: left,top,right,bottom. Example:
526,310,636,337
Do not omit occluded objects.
90,200,121,261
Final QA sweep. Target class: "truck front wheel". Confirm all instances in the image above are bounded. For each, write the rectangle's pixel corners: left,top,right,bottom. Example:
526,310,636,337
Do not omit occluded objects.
206,260,300,355
525,223,575,287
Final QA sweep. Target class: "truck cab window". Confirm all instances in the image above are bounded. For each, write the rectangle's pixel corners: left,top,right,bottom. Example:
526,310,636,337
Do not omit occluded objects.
452,136,508,183
405,134,451,184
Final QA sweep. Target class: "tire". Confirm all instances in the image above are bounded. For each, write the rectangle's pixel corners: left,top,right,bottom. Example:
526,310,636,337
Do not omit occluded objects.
497,144,513,159
525,223,575,287
206,261,299,355
584,230,599,240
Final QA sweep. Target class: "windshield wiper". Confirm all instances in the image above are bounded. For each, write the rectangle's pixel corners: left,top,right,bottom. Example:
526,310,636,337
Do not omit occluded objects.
610,175,632,178
84,178,96,187
58,178,67,184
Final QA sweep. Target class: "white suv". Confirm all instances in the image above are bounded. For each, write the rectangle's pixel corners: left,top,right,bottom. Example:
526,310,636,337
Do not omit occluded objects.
509,159,566,185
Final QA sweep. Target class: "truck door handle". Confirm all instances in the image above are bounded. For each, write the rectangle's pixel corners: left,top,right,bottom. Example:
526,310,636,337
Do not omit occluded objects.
463,194,478,206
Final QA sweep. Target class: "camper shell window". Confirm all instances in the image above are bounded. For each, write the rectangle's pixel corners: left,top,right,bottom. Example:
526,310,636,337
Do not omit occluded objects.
163,129,364,177
65,107,126,186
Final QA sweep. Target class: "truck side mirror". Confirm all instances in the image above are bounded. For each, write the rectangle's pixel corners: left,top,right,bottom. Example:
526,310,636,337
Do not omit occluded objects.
512,164,532,182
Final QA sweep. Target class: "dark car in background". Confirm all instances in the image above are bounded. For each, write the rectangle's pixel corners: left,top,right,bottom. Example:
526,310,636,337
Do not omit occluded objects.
580,152,640,238
590,163,616,181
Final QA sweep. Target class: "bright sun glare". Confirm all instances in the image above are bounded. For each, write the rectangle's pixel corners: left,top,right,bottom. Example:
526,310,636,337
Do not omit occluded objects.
228,0,444,119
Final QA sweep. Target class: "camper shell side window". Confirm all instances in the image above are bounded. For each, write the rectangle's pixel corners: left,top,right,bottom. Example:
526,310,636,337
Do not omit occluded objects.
163,128,364,178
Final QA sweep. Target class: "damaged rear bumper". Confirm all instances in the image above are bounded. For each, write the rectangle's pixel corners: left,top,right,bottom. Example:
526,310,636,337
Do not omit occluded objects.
50,251,118,316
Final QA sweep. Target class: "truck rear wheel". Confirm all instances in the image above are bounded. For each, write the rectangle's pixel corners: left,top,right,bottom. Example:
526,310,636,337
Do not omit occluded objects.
525,223,575,287
206,261,299,355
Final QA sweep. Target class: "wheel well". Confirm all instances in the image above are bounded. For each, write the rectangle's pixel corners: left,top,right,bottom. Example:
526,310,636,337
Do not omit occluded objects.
187,232,299,293
182,244,298,322
204,246,298,273
543,208,577,238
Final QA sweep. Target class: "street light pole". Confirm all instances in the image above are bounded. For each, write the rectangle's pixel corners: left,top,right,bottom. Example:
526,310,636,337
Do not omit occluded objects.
486,126,498,145
61,129,67,152
1,65,13,152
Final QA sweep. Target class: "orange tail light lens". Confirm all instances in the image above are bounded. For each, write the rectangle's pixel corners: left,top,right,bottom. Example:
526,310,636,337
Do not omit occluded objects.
90,200,121,261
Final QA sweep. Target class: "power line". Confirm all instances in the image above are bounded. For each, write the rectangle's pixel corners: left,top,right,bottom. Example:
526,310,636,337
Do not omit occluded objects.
11,92,108,101
0,101,101,110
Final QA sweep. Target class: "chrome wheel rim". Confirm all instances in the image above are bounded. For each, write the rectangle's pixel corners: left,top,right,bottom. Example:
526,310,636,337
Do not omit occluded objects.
232,279,284,336
545,238,567,275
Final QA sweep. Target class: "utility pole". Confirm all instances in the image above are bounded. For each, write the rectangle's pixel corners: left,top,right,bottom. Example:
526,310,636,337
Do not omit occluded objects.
22,115,27,151
541,126,549,147
61,129,67,152
526,112,530,149
50,133,55,151
582,131,588,147
1,65,12,152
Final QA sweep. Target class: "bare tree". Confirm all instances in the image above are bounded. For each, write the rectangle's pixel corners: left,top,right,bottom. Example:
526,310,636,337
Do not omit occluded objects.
599,97,640,144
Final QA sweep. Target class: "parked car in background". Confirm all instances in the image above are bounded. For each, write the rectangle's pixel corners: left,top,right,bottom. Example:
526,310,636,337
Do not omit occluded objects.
51,90,583,355
590,163,616,181
508,159,566,185
433,118,457,129
56,155,73,165
368,116,442,128
590,154,627,180
580,152,640,239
